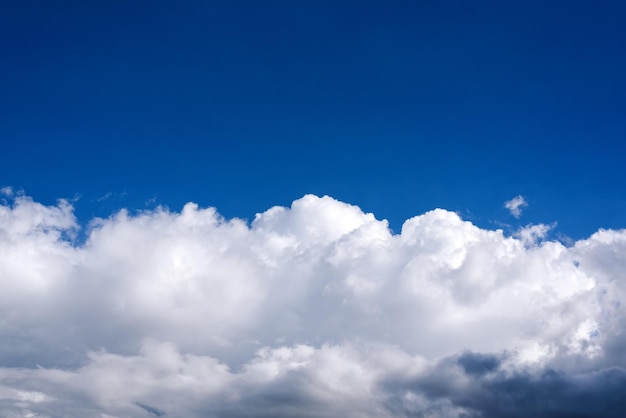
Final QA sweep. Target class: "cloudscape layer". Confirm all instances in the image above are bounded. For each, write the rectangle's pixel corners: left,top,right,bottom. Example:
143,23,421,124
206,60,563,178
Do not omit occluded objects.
1,192,626,417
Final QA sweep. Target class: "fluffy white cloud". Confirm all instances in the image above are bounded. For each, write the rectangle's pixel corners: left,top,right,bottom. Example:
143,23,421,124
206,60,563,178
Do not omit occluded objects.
505,195,528,218
1,193,625,416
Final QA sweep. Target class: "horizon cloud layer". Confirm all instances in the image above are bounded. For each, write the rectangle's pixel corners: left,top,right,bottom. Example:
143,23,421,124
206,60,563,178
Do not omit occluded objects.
1,192,626,417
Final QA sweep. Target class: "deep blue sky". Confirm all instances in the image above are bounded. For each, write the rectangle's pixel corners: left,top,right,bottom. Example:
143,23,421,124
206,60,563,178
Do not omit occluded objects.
2,0,625,238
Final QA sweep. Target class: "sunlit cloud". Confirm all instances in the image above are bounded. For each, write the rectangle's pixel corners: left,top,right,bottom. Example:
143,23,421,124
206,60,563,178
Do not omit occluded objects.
1,193,625,417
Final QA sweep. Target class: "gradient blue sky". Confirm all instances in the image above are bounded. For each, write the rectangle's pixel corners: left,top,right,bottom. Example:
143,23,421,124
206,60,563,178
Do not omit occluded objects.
2,0,625,237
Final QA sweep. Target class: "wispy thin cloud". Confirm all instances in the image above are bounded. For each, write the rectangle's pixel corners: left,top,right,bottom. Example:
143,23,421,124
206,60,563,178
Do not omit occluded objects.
505,195,528,218
95,192,112,202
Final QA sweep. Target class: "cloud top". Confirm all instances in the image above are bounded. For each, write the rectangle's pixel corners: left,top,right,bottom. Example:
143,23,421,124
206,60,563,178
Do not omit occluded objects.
0,193,625,417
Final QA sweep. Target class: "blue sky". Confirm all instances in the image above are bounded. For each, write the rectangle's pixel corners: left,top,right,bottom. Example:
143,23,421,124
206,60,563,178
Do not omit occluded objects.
2,1,625,238
3,3,626,417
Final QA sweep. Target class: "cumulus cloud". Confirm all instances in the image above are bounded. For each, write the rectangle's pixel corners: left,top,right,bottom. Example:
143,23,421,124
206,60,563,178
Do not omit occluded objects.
1,193,626,416
505,195,528,218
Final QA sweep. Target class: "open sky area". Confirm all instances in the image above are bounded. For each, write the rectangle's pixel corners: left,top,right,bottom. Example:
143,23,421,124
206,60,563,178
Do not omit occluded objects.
2,0,625,238
1,1,626,417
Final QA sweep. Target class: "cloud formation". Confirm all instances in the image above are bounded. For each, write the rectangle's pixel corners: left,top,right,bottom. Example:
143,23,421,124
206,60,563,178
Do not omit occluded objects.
505,195,528,218
1,193,626,417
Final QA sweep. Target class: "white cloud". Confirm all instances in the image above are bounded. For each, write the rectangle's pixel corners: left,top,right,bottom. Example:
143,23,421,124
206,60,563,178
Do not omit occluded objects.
505,195,528,218
0,193,626,416
514,222,555,246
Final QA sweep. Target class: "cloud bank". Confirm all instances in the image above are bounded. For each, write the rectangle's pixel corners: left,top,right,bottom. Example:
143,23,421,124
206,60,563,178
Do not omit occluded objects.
1,193,626,417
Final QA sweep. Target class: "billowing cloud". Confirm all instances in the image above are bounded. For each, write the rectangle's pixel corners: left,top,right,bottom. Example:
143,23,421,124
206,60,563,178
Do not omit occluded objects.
505,195,528,218
1,193,626,417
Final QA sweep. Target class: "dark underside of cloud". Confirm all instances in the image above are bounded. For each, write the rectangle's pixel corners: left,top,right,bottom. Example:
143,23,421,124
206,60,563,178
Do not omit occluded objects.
386,354,626,418
1,192,626,417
